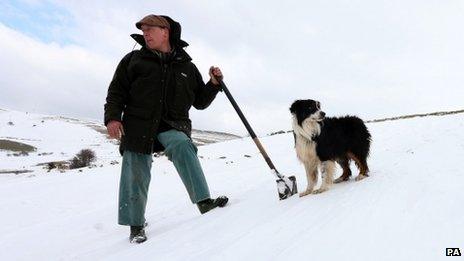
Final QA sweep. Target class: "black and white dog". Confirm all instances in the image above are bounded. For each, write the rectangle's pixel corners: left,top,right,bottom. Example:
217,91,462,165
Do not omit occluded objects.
290,99,371,197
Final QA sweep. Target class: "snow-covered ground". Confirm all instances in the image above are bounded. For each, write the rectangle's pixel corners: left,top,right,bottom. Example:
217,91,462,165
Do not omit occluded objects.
0,110,238,173
0,109,463,260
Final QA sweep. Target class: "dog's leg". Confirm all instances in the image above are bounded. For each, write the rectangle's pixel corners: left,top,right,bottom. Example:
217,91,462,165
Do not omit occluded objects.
313,161,335,194
355,158,369,181
348,152,369,181
299,161,318,197
334,157,352,183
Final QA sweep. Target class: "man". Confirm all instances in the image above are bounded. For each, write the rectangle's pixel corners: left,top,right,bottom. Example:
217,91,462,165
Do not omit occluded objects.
104,15,228,244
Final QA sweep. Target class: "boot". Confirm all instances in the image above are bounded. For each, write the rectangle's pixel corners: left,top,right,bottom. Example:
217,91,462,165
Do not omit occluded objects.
129,225,147,244
197,196,229,214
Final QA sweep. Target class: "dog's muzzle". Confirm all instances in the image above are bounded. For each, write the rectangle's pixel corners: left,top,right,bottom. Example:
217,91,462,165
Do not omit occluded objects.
318,111,326,121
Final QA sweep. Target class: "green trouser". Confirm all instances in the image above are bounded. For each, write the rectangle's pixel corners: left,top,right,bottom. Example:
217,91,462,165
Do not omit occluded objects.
118,129,211,226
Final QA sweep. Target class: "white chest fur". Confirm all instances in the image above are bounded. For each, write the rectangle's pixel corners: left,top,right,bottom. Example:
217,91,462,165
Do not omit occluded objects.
292,116,321,164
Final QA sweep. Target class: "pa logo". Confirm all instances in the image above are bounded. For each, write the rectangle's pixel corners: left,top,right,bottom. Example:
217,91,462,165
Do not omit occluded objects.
446,248,462,256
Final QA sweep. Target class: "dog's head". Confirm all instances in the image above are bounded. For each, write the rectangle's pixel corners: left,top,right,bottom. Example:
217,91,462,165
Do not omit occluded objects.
290,99,326,126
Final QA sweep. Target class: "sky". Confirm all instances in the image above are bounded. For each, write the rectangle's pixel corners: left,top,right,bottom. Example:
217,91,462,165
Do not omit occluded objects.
1,0,463,135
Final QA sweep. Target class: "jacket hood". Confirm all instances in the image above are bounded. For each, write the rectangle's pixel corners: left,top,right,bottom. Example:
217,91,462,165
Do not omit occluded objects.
161,15,189,48
131,15,188,48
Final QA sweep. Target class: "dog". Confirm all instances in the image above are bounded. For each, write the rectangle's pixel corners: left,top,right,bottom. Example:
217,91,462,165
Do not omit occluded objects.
290,99,371,197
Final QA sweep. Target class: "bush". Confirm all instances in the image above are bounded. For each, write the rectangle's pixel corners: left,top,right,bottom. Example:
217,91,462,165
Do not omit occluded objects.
70,149,96,169
47,162,57,171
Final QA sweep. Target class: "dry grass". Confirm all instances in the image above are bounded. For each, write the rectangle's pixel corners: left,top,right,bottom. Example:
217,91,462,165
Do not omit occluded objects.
0,169,34,175
365,109,464,123
0,139,36,153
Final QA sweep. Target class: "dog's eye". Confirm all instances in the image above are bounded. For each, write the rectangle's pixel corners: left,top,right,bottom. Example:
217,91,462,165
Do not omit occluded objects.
316,102,320,109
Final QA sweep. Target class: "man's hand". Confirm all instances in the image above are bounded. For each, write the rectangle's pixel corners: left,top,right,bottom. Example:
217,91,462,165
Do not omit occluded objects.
209,66,223,85
107,120,124,140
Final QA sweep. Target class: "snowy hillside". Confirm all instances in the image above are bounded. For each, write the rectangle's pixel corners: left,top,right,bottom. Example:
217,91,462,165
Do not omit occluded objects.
0,109,463,261
0,110,239,174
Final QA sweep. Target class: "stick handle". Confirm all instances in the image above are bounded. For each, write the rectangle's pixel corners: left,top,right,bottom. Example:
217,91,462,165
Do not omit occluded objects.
218,80,257,138
218,80,280,175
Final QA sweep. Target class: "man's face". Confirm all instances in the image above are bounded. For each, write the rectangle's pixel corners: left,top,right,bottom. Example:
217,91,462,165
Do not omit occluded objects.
140,24,169,50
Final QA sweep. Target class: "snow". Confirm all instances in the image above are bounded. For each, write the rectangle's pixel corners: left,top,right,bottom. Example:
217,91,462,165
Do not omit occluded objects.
0,109,463,260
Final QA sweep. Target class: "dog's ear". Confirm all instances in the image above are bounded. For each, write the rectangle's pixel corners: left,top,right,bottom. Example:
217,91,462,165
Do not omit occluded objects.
289,100,301,113
289,102,296,113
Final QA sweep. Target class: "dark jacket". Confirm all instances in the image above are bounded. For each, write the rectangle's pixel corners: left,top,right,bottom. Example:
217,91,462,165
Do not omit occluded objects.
104,34,220,154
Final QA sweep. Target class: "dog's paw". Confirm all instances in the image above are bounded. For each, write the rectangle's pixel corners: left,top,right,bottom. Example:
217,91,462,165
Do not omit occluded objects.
355,175,368,181
312,188,328,194
299,190,313,197
334,177,349,183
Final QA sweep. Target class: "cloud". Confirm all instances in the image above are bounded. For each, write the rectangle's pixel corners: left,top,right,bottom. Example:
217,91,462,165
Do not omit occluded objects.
0,23,113,121
1,0,464,136
0,0,75,44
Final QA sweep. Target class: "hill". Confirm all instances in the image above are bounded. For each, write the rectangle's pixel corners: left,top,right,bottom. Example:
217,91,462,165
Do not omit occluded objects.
0,109,463,260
